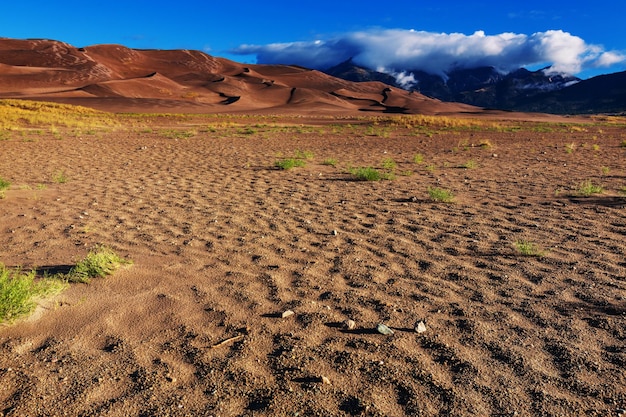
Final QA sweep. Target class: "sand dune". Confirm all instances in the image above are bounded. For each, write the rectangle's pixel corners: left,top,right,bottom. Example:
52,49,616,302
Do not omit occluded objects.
0,38,483,115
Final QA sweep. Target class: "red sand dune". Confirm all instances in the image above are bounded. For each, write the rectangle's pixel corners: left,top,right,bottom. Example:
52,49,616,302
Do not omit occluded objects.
0,38,482,115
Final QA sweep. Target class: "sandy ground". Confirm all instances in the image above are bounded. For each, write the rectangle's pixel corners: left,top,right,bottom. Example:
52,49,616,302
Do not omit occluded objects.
0,114,625,416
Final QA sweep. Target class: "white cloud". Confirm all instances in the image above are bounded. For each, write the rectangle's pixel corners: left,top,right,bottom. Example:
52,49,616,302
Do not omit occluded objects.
230,29,626,81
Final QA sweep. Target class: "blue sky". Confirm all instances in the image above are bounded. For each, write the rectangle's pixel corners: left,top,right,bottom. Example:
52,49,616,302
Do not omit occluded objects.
2,1,625,79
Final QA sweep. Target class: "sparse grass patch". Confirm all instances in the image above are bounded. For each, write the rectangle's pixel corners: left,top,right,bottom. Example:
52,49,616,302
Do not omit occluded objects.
577,180,603,196
428,187,454,203
294,149,315,160
565,143,575,154
620,140,626,148
349,166,395,181
462,159,478,169
413,153,424,164
67,246,132,284
515,240,544,257
53,170,68,184
601,166,610,176
425,164,436,173
275,158,306,170
0,177,10,191
382,157,397,171
322,158,338,167
619,186,626,195
0,264,67,323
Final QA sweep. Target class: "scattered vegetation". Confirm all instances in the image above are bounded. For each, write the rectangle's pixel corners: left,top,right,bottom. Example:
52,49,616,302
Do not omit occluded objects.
381,157,397,171
67,246,133,284
0,265,67,323
601,166,610,176
0,246,131,323
0,99,119,129
0,177,10,191
428,187,455,203
294,149,315,160
53,170,68,184
462,159,478,169
413,153,424,164
322,158,338,167
349,167,385,181
577,180,603,196
565,143,576,154
515,240,545,257
275,158,306,170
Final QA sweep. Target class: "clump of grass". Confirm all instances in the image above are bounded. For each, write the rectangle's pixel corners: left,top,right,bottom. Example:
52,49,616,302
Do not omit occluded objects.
67,246,132,284
382,157,397,171
428,187,454,203
275,158,306,170
413,153,424,164
565,143,575,154
462,159,478,169
0,264,67,323
294,149,315,160
515,240,544,257
322,158,338,167
601,166,610,176
53,170,68,184
577,180,603,196
348,166,395,181
620,140,626,148
0,177,10,191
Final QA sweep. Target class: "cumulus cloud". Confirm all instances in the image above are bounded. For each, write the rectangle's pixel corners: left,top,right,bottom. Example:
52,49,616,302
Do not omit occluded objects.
231,29,625,80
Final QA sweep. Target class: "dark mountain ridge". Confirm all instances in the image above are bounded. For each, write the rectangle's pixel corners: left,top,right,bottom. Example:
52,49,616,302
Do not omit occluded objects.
325,60,626,114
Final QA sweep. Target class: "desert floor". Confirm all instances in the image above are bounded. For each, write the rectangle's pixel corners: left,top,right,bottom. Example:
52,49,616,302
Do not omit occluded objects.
1,113,625,416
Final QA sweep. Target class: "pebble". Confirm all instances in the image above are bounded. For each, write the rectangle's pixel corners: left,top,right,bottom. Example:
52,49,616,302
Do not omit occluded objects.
321,376,331,385
342,319,356,330
331,230,338,236
281,310,295,319
376,323,394,335
415,321,427,334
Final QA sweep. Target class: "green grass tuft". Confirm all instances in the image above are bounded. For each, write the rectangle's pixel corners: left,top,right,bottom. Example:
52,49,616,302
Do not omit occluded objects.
0,265,67,323
0,177,10,191
275,158,306,170
67,246,132,283
428,187,455,203
577,180,603,196
515,240,545,257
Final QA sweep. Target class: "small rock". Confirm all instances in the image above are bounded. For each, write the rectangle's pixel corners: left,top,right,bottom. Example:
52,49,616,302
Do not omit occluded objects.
281,310,295,318
321,376,331,385
342,319,356,330
331,230,338,236
376,323,394,335
415,321,427,334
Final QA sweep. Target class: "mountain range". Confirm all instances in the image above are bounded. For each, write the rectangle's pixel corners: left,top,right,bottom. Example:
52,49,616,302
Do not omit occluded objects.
325,59,626,115
1,37,624,115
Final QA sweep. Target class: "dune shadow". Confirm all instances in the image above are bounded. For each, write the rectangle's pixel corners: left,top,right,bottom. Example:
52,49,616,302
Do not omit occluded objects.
566,196,626,208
